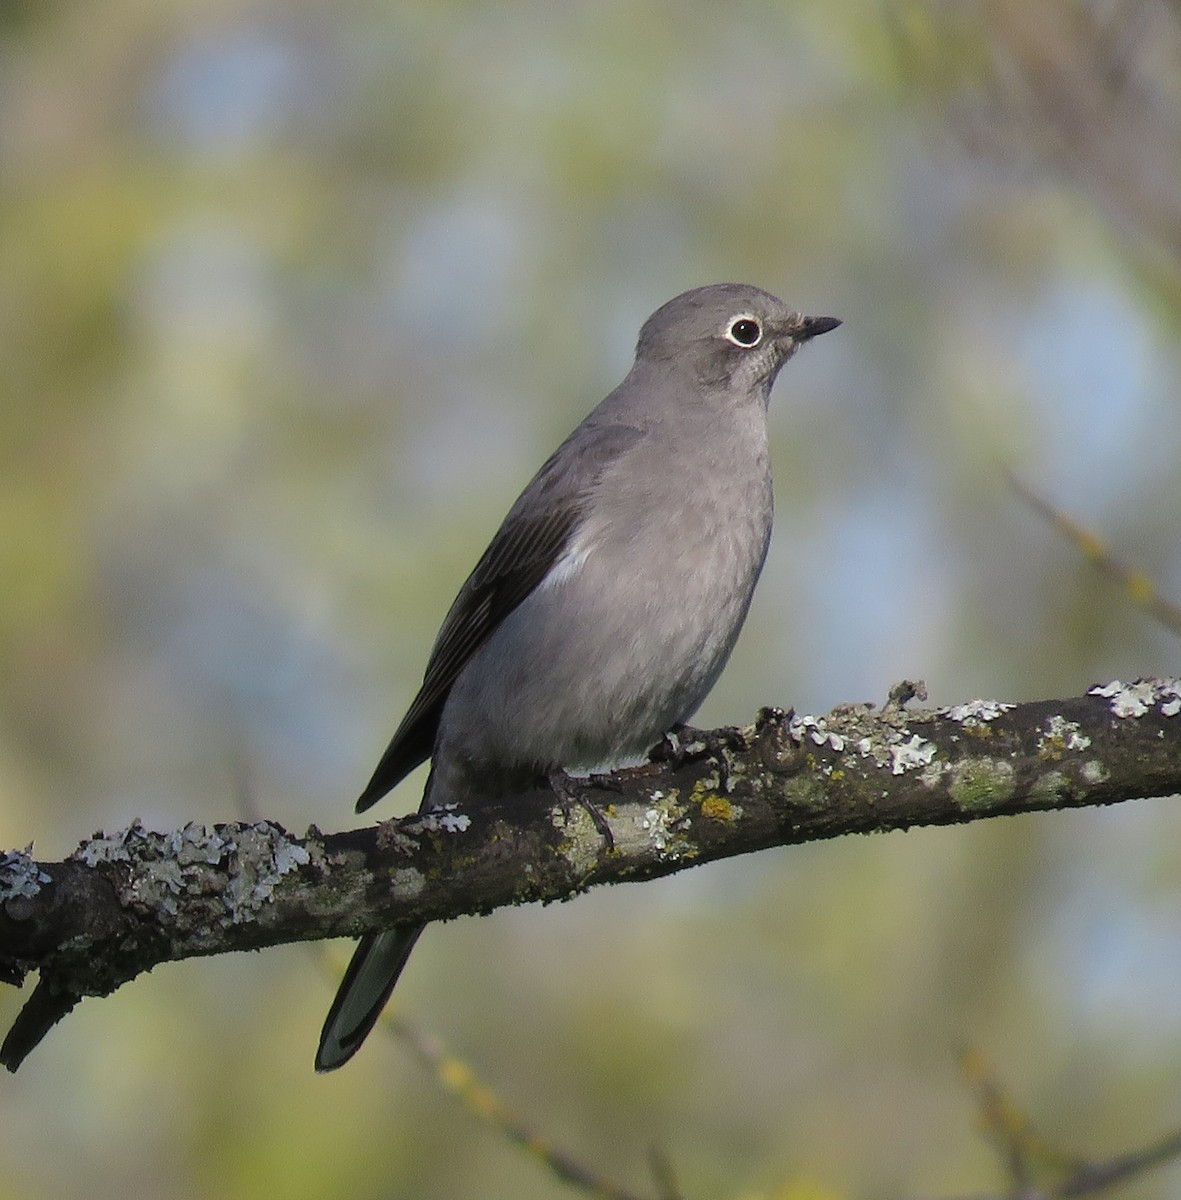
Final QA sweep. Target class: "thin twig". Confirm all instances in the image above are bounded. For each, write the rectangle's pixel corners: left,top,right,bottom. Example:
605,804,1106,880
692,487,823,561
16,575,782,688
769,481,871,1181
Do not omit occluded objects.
1008,471,1181,638
312,949,659,1200
923,1050,1181,1200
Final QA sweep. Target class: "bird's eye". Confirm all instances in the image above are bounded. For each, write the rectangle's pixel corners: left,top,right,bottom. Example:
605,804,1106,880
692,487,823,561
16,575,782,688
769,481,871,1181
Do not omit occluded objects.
725,316,762,347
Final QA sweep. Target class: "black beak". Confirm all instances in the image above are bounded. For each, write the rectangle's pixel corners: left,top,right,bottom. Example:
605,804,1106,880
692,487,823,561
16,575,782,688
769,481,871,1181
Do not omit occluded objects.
797,315,842,340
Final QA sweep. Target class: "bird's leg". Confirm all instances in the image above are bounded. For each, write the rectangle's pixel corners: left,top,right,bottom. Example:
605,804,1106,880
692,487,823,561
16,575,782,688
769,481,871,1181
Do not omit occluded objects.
547,768,615,851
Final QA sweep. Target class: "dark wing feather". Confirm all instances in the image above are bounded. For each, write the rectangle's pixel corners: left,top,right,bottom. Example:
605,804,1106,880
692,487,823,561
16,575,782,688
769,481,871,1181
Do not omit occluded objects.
356,422,643,812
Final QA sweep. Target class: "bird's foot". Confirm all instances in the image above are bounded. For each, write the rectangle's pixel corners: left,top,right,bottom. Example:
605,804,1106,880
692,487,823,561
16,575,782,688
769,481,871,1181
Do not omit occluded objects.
649,722,709,767
650,723,746,791
548,769,615,851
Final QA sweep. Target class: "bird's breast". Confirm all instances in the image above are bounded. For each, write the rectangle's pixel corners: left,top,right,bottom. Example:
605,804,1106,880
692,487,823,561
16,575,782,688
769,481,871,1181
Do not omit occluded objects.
436,416,774,780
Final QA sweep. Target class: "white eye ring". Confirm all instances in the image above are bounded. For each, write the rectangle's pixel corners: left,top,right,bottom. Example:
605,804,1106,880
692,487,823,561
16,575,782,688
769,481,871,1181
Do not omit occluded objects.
725,314,763,347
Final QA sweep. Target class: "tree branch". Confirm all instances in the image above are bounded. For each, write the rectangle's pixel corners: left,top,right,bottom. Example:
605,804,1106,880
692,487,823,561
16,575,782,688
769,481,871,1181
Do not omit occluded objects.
2,679,1179,1069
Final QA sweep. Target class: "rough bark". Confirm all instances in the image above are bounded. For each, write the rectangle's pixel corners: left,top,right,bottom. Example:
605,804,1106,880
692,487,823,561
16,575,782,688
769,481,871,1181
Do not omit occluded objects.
1,679,1178,1069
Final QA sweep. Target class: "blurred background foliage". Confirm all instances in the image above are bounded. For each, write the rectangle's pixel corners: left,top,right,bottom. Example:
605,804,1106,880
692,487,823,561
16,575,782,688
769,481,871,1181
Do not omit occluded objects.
2,0,1181,1196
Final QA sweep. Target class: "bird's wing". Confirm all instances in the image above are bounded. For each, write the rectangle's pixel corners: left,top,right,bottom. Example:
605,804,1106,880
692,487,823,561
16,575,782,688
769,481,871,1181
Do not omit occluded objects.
356,421,644,811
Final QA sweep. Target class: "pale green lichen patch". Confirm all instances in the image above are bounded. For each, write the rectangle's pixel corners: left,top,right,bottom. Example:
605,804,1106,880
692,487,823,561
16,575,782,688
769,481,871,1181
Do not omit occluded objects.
1038,715,1091,759
948,758,1016,810
558,788,695,868
1081,760,1108,785
552,802,613,874
1029,769,1067,804
1090,678,1181,718
919,761,946,789
376,819,423,854
389,867,426,899
783,773,832,812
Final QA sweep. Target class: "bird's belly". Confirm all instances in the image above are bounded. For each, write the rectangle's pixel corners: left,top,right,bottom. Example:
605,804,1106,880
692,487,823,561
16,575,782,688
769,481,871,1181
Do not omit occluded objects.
439,507,769,775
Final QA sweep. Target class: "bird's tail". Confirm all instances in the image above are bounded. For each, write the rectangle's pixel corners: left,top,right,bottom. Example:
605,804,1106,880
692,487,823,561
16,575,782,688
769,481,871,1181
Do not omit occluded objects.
315,924,425,1071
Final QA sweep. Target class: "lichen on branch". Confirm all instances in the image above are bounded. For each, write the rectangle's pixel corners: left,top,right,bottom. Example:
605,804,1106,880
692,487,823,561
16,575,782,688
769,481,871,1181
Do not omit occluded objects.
1,679,1179,1070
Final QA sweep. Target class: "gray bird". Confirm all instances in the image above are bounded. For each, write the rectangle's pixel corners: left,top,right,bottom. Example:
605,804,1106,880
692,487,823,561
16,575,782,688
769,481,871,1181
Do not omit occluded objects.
316,283,840,1071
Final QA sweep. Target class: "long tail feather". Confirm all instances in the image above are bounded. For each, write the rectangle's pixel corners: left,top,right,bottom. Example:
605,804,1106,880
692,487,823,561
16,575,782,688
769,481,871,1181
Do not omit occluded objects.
315,924,425,1071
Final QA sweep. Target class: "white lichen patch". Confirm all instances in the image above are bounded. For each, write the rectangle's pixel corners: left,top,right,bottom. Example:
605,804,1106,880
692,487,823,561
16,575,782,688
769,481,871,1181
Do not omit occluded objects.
415,804,472,834
1039,714,1091,754
0,846,51,900
170,822,237,865
888,734,938,775
642,807,673,852
853,699,942,774
787,713,846,753
1089,678,1181,718
939,699,1016,726
226,823,312,920
74,820,152,867
857,729,938,775
70,819,310,925
273,839,311,876
638,789,691,859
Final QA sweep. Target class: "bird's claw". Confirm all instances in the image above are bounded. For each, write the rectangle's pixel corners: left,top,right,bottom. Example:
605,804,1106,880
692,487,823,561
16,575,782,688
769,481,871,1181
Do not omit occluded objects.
548,769,615,851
